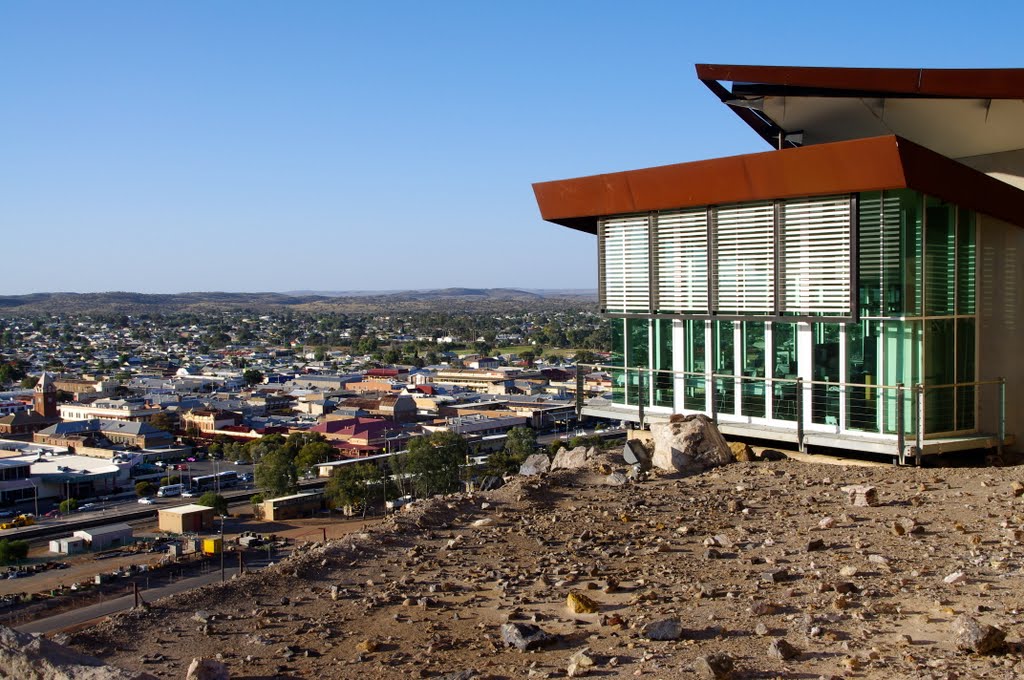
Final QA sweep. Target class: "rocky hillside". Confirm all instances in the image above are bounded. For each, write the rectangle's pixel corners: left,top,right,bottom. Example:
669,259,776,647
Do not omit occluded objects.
59,450,1024,679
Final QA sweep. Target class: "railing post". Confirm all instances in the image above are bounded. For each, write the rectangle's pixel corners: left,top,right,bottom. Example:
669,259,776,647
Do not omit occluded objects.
915,384,924,466
637,369,645,430
999,377,1007,455
796,378,804,453
896,384,905,465
710,373,718,424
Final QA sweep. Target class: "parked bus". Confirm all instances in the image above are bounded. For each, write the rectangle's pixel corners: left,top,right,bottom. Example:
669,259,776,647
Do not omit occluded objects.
157,483,183,498
190,471,239,492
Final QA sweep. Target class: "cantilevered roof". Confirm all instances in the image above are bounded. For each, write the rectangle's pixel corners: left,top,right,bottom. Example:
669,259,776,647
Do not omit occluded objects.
696,64,1024,164
532,135,1024,233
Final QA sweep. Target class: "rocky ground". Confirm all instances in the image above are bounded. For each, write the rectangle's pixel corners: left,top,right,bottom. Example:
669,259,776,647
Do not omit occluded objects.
52,449,1024,679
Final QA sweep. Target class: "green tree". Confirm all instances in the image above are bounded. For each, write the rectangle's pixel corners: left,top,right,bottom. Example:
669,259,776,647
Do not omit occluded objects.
295,440,334,476
150,412,176,433
485,427,536,476
255,447,297,498
243,369,264,386
325,462,377,510
135,481,156,497
58,498,78,514
573,349,598,365
402,431,468,498
197,492,228,515
159,474,181,487
0,539,29,565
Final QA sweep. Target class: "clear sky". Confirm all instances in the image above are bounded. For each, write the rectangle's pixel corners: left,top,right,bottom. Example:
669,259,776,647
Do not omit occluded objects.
3,2,1022,295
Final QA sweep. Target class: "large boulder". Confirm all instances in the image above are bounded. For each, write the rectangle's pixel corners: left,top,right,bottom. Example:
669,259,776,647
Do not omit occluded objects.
0,624,155,679
519,453,551,476
649,414,733,474
550,446,591,471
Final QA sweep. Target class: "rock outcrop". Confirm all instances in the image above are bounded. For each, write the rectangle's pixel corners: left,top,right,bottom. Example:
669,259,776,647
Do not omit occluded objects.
550,446,591,471
649,414,733,473
0,624,154,680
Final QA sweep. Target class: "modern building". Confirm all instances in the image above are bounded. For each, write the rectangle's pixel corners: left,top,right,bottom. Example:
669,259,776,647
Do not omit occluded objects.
533,65,1024,461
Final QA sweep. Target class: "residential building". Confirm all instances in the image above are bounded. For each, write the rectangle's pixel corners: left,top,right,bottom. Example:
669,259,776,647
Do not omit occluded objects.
533,64,1024,461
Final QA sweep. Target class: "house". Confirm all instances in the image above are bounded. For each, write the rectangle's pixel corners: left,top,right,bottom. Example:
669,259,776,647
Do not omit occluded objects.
73,523,133,551
533,64,1024,462
261,491,323,521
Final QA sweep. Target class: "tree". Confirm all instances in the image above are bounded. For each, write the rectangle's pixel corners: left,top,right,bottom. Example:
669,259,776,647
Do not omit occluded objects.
243,369,264,386
485,426,536,476
0,539,29,565
295,440,334,475
58,498,78,514
402,431,468,499
325,462,377,511
573,349,598,365
159,474,181,487
197,492,228,516
255,447,297,498
150,412,176,433
135,481,156,497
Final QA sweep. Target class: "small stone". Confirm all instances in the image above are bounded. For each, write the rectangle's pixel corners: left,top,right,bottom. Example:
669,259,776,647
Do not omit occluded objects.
754,622,769,636
944,571,967,585
566,590,600,614
186,657,229,680
693,653,734,679
501,623,557,651
951,615,1006,654
567,648,597,677
643,618,685,641
356,639,379,653
761,569,788,583
806,538,826,552
818,516,835,530
1011,481,1024,497
471,518,494,527
768,638,802,661
841,485,879,507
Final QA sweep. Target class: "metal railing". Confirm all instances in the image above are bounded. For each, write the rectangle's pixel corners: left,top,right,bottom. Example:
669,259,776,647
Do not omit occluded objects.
575,364,1006,463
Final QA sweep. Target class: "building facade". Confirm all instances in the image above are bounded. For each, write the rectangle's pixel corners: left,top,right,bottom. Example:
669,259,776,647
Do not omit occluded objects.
534,65,1024,461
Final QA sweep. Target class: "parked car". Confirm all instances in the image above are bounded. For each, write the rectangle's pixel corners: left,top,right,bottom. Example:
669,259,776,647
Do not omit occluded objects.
77,503,95,512
182,490,196,498
44,509,60,518
137,498,154,505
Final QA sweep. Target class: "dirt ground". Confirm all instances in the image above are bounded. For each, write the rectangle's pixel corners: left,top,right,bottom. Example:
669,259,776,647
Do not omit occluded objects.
1,510,382,600
62,452,1024,679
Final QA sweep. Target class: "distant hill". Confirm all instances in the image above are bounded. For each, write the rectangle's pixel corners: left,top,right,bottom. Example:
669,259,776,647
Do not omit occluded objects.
0,288,598,315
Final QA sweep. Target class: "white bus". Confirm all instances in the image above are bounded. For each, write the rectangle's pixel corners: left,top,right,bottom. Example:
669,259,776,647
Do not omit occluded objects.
157,483,183,498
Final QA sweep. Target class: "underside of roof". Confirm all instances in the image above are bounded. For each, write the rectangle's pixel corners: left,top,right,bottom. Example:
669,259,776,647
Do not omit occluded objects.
696,64,1024,175
532,135,1024,233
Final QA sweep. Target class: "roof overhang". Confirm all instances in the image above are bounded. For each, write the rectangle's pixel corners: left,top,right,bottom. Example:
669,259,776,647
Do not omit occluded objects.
532,135,1024,233
696,64,1024,161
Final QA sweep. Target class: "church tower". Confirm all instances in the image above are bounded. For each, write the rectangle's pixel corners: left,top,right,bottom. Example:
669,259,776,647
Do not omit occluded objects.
34,371,57,419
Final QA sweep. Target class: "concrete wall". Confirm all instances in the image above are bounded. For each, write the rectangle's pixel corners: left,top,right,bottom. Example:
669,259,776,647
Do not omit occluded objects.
977,215,1024,447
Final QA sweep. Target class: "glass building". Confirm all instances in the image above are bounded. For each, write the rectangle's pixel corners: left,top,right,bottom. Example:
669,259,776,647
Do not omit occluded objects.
533,65,1024,461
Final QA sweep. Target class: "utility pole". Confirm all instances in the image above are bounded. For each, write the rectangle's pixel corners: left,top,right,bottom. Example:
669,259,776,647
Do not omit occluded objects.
220,515,226,582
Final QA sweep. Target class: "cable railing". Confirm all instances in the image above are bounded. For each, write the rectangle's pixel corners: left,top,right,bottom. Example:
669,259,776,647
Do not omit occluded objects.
575,364,1006,464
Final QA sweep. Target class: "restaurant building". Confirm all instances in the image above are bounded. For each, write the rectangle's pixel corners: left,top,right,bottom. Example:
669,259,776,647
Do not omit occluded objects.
533,65,1024,461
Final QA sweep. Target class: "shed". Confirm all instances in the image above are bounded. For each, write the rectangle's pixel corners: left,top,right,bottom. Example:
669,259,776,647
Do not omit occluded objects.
48,536,87,555
158,503,217,534
73,523,133,551
262,491,324,521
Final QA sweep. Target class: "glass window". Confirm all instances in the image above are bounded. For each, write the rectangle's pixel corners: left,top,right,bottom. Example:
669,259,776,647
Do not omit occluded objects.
652,319,673,408
683,319,706,411
713,321,735,415
924,319,956,433
740,321,766,417
771,323,799,421
925,197,956,316
625,319,649,407
882,320,920,434
956,318,976,430
812,323,841,425
846,321,881,432
609,319,625,405
957,207,976,316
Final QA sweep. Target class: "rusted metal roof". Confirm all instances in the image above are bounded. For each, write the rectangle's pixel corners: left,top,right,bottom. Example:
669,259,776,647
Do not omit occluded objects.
532,135,1024,232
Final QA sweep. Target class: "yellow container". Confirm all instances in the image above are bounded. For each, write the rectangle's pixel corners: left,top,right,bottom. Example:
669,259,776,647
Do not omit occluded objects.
202,537,222,555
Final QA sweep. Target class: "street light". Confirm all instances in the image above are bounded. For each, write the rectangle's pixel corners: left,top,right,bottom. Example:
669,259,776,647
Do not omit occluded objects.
220,514,226,582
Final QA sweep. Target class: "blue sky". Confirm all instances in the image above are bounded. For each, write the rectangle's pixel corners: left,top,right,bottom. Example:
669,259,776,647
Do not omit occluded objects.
3,2,1022,295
